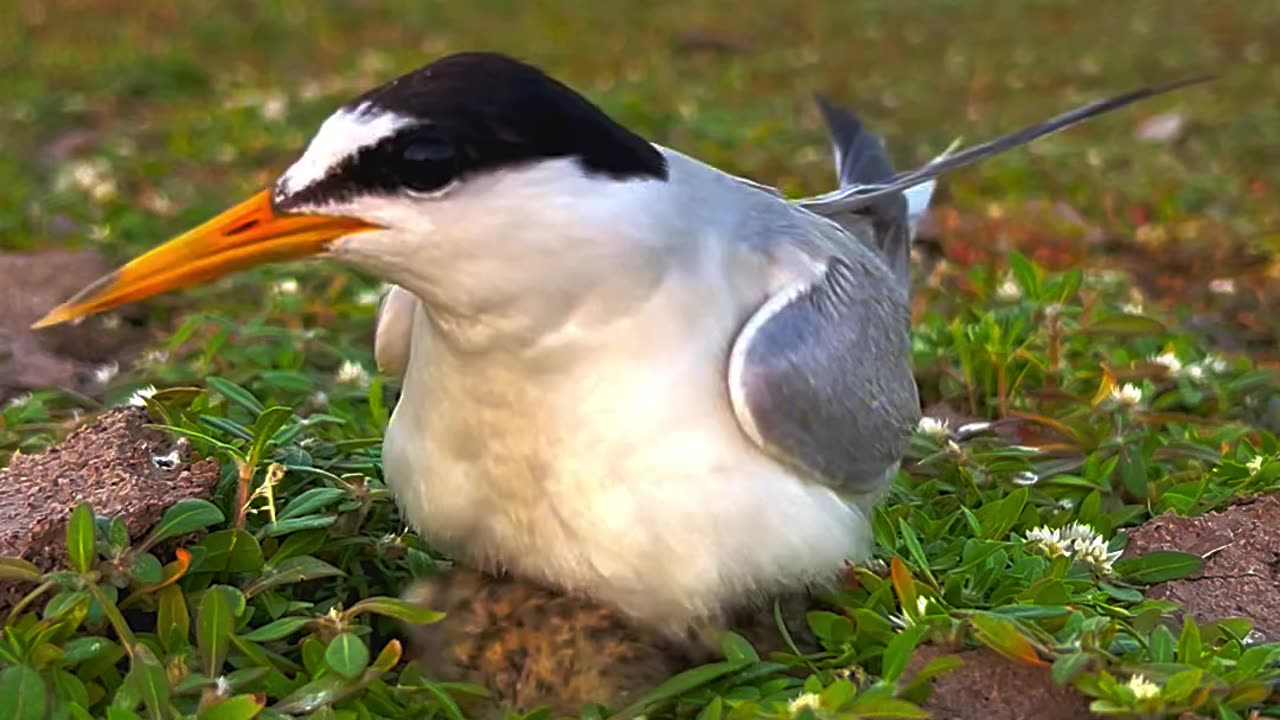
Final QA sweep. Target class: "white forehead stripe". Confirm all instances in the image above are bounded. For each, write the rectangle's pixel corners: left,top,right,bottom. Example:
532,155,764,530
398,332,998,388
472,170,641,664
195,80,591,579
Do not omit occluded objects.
277,103,415,198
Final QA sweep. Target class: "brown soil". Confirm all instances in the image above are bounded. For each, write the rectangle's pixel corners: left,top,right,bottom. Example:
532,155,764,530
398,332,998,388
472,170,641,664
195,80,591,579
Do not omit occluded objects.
0,249,151,402
1122,494,1280,642
0,406,220,610
908,645,1093,720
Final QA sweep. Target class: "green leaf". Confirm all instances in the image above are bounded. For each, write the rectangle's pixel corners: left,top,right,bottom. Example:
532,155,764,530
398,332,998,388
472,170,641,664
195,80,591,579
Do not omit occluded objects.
324,633,369,679
144,500,225,547
1113,551,1203,583
1050,652,1090,686
1177,617,1203,666
969,614,1043,666
261,515,338,537
882,625,928,681
108,518,131,553
1149,625,1175,663
196,530,264,573
1163,668,1203,703
1081,313,1167,337
0,665,49,720
156,585,190,653
247,407,294,465
59,636,123,667
198,694,265,720
613,660,751,718
238,617,311,643
277,488,348,521
208,377,266,414
718,632,758,662
129,552,164,585
345,596,444,626
246,556,344,597
1008,250,1041,299
198,585,239,675
66,503,96,574
126,656,172,720
370,639,402,672
0,557,42,582
271,673,351,715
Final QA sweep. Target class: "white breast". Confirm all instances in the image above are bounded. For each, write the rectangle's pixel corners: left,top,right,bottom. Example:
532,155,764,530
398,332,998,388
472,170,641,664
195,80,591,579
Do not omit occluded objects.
380,220,873,630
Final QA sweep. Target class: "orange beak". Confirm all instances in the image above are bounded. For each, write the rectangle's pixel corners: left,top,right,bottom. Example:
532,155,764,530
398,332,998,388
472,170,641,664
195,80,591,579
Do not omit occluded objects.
32,189,379,329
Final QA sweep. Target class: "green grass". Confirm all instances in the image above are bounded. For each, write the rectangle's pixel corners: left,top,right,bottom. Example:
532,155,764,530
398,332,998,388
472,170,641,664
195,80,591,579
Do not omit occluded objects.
2,1,1280,719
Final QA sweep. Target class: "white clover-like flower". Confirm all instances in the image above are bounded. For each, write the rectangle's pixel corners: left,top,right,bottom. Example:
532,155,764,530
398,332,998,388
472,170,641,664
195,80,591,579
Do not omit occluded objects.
1151,351,1182,374
788,693,822,715
1069,534,1119,576
273,278,299,295
1121,301,1145,315
1026,526,1066,557
335,360,370,387
1126,674,1161,700
1109,383,1143,408
1205,355,1228,373
5,393,33,409
1060,522,1098,544
128,385,157,407
996,275,1022,301
92,361,119,385
214,675,232,697
56,158,117,204
917,416,951,440
1184,365,1205,381
1246,455,1265,475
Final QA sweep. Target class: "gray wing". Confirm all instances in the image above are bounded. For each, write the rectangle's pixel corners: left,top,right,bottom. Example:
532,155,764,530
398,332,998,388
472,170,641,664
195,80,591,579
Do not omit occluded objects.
728,255,919,492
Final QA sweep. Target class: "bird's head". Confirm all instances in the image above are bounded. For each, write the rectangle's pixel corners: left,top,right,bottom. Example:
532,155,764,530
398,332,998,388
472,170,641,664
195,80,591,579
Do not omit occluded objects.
34,51,669,329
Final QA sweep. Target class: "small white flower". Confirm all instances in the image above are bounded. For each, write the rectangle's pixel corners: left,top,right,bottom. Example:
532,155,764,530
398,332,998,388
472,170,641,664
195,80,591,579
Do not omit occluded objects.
1057,498,1075,511
917,416,951,440
142,350,169,365
788,693,822,715
5,393,33,409
92,361,119,385
273,278,299,295
996,275,1022,301
56,158,117,204
1151,351,1182,374
1109,383,1143,408
309,391,329,407
1121,301,1145,314
128,385,157,407
335,360,370,387
1208,278,1236,295
1026,526,1066,557
1184,365,1205,381
214,675,232,696
1246,455,1265,475
1206,355,1228,373
1126,674,1161,700
1070,534,1120,576
259,91,290,121
355,288,382,306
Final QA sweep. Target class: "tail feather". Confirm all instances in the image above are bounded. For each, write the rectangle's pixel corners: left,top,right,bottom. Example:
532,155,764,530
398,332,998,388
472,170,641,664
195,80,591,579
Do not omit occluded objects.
802,74,1215,291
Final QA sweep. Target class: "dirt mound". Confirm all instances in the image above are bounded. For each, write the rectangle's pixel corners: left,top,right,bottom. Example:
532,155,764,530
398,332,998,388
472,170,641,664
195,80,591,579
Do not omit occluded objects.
0,406,220,610
1123,494,1280,642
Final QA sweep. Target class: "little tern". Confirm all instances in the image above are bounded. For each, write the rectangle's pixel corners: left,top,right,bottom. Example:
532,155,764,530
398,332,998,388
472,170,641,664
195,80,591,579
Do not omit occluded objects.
34,52,1208,633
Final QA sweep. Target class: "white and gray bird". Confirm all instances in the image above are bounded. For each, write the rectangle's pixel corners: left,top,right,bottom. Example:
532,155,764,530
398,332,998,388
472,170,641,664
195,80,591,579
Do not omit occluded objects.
35,53,1208,633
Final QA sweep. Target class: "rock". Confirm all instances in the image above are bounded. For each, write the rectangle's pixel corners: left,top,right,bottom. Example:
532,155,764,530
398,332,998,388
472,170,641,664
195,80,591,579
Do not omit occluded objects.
0,406,221,611
1122,494,1280,642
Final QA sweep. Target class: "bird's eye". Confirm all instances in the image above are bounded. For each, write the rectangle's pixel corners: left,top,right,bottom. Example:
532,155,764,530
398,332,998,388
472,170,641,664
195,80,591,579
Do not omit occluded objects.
395,134,459,194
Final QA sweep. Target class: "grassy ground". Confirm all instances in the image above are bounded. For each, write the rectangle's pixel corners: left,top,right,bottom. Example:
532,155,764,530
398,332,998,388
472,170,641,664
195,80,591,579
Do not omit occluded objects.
2,1,1280,718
